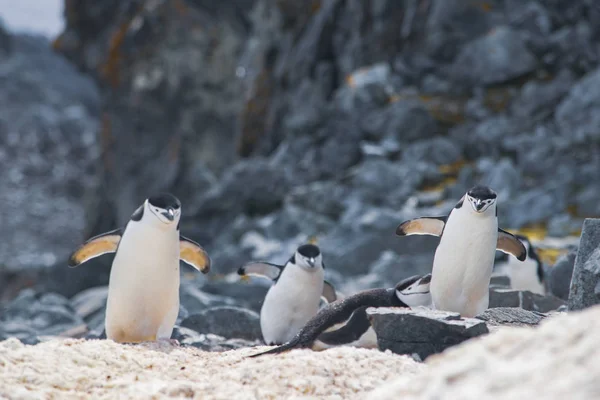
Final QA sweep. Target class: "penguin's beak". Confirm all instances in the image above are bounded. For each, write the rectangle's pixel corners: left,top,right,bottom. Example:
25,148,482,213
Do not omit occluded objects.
474,199,484,212
307,258,315,268
163,208,175,221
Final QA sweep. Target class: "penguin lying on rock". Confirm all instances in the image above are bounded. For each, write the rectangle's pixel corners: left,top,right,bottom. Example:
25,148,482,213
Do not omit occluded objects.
249,274,432,357
68,193,211,343
238,244,337,345
396,185,527,317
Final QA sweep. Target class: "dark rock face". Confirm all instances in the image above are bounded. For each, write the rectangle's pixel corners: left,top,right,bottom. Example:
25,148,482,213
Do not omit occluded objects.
1,0,597,348
0,33,100,282
367,307,489,360
180,306,262,341
568,219,600,311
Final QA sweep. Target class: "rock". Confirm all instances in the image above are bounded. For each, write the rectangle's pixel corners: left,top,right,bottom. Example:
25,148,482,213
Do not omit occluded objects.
285,180,348,220
341,252,433,293
489,275,511,288
547,214,583,237
475,307,547,328
1,289,85,343
179,284,238,315
180,306,261,341
556,67,600,143
0,33,100,277
367,307,489,360
575,185,600,217
171,326,259,352
568,219,600,311
548,247,578,300
510,69,574,121
319,216,438,276
199,280,269,315
425,0,507,62
401,137,462,167
361,100,439,143
489,288,566,312
69,286,108,333
501,185,568,229
450,26,537,86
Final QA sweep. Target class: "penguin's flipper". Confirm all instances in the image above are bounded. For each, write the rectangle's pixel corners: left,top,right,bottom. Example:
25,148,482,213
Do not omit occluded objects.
237,262,283,281
396,216,447,237
248,287,400,357
497,229,527,261
179,236,211,273
321,280,337,303
68,228,123,267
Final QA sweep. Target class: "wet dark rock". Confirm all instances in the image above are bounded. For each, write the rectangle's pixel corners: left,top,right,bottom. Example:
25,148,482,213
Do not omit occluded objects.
0,34,100,276
368,307,489,360
489,288,566,313
548,247,578,300
475,307,547,327
180,306,261,341
450,26,537,87
568,219,600,311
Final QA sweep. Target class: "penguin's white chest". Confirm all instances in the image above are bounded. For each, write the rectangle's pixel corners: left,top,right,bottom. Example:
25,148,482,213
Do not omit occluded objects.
105,222,180,342
260,266,324,345
430,209,498,317
506,258,545,295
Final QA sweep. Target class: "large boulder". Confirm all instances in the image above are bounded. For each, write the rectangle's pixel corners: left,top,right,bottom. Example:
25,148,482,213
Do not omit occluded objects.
367,307,489,360
568,219,600,311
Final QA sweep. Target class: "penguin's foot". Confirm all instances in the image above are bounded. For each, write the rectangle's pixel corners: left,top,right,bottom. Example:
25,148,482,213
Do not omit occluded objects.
157,338,180,347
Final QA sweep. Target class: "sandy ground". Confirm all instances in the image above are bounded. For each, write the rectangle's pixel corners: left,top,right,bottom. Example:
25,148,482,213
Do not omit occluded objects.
2,305,600,399
0,339,423,400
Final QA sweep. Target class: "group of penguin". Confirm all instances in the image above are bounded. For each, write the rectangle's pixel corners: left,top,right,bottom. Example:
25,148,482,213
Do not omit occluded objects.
69,185,545,357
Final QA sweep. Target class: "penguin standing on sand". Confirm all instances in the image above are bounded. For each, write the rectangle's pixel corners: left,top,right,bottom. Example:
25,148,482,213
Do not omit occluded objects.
68,193,210,343
238,244,337,345
249,274,432,357
496,234,546,295
396,185,526,317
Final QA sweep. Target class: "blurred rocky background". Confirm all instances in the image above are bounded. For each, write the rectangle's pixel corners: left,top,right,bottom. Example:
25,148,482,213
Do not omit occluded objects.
0,0,597,346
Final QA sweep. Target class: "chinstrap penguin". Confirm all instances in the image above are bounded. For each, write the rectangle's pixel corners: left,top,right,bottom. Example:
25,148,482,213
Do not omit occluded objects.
496,234,546,295
238,244,337,345
248,274,432,357
396,185,526,317
68,193,210,343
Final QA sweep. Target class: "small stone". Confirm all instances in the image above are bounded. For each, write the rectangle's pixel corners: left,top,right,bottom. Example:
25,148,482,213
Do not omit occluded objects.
568,219,600,311
367,307,489,360
489,288,566,313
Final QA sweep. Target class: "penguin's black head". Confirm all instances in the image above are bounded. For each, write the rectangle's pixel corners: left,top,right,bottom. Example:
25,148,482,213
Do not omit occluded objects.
466,185,497,213
146,193,182,225
294,244,323,270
